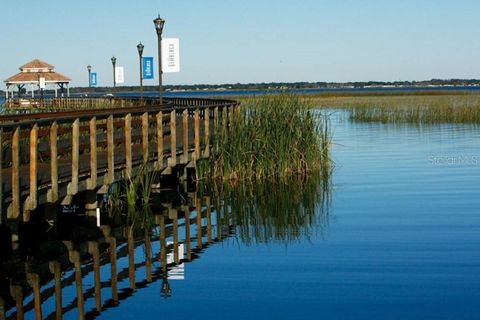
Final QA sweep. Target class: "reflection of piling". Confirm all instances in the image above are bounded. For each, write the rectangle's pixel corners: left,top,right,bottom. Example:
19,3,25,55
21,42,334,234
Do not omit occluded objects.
205,197,212,243
144,228,152,282
196,199,202,249
9,284,23,320
67,249,84,320
100,227,118,303
48,261,62,320
157,215,166,272
182,205,191,261
127,227,135,289
169,208,179,264
27,273,42,320
0,297,4,320
88,241,102,312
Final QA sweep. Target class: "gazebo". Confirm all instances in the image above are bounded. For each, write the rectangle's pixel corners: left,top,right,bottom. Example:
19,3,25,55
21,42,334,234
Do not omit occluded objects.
4,59,71,99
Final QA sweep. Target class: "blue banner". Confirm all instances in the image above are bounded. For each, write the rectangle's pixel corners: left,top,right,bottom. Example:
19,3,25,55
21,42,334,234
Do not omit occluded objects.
90,72,98,87
142,57,154,80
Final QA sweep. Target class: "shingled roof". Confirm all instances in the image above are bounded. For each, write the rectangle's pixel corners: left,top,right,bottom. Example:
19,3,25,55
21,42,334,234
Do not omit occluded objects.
4,59,71,84
19,59,55,71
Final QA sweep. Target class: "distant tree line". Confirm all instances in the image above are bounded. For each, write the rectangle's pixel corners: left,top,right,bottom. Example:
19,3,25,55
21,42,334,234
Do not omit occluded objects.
3,79,480,96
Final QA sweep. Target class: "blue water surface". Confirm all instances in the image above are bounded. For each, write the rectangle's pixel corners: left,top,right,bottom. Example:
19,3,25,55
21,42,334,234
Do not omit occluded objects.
91,112,480,320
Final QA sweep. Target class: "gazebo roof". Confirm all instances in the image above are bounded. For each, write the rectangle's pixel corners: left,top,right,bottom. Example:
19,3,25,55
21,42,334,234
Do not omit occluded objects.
4,59,71,85
20,59,54,71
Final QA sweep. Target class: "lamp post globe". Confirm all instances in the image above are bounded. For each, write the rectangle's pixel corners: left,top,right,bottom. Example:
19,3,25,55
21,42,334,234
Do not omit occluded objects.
87,65,92,88
111,56,117,93
153,15,165,105
137,42,144,102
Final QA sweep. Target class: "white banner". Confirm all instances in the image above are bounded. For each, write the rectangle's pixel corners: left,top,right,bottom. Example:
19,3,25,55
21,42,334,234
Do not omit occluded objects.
39,77,46,89
115,66,125,84
162,38,180,73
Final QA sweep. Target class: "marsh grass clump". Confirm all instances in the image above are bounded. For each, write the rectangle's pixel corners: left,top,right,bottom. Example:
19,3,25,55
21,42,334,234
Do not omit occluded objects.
314,94,480,124
201,94,331,181
107,165,156,226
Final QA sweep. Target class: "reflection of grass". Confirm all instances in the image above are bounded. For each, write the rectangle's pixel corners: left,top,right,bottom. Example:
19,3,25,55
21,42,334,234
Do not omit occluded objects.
200,94,331,181
313,94,480,124
217,172,330,245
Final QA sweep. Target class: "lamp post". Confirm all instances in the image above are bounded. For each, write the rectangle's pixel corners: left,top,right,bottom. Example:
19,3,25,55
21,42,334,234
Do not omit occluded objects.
137,42,144,102
111,56,117,94
87,65,92,89
153,15,165,105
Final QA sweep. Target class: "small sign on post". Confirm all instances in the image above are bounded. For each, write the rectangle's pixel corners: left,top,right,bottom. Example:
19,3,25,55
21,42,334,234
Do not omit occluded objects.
90,73,98,87
142,57,154,79
115,67,125,84
162,38,180,73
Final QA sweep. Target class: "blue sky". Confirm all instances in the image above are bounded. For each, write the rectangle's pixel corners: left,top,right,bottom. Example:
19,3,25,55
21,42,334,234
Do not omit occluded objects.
1,0,480,88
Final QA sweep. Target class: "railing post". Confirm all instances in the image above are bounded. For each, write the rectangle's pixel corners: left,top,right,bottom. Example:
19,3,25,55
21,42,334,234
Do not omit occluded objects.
156,111,163,169
182,109,188,164
25,124,39,219
128,227,135,289
124,114,132,178
9,127,20,219
194,108,200,159
142,112,149,164
106,115,114,185
68,119,80,196
47,121,58,203
168,110,177,167
203,108,210,158
87,117,97,190
214,107,219,129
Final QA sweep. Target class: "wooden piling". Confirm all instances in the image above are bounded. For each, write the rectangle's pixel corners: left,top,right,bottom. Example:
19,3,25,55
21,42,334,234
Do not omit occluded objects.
47,122,58,203
87,117,97,190
125,114,132,178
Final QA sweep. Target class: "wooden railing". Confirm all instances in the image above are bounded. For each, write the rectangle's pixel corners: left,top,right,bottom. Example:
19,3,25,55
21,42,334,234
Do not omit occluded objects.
0,97,239,222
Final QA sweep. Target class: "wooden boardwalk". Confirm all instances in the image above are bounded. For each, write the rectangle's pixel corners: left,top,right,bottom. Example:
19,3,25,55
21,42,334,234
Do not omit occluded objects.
0,97,239,222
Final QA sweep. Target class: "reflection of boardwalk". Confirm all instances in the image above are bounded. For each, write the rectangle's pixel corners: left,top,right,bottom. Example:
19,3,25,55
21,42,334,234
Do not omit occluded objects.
0,97,238,221
0,193,235,320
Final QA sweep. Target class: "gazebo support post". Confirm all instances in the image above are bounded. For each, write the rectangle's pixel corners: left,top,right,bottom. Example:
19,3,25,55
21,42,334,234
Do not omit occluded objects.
67,84,70,97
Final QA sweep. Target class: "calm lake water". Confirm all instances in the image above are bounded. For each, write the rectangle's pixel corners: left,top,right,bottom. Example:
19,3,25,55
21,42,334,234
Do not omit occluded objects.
1,109,480,319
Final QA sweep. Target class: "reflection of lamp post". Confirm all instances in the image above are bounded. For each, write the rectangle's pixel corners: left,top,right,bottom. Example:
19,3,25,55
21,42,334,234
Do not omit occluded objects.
87,65,92,88
137,42,144,102
111,56,117,94
153,15,165,105
161,276,171,299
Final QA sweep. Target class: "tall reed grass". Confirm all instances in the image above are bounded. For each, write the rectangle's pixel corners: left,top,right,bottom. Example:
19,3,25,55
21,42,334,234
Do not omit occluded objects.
199,94,331,181
314,94,480,124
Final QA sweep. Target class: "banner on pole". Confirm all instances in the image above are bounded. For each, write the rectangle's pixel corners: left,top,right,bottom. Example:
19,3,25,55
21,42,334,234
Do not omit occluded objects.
142,57,154,79
39,77,46,89
90,73,98,87
162,38,180,73
115,67,125,84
